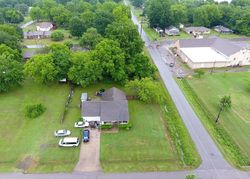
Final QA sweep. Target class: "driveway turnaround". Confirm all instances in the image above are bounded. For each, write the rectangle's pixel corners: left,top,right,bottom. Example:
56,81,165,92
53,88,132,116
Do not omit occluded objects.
74,129,101,172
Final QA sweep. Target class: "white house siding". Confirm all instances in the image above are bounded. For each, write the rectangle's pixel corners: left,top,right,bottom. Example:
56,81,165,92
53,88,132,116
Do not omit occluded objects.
229,50,250,66
83,117,101,122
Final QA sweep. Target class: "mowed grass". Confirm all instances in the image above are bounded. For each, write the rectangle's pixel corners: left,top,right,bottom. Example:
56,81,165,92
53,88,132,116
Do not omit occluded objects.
0,80,81,173
178,72,250,167
100,100,183,172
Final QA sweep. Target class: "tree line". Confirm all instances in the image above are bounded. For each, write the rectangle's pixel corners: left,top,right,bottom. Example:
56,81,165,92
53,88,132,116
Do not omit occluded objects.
131,0,250,36
0,0,156,92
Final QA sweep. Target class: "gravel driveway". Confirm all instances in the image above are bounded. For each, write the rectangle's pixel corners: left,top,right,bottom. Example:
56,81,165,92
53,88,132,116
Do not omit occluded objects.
74,129,101,172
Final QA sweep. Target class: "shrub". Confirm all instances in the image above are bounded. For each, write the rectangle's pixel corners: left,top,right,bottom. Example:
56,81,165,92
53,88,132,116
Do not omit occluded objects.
194,69,205,78
186,174,197,179
64,40,73,49
100,124,113,130
118,122,132,130
25,104,46,118
51,30,64,41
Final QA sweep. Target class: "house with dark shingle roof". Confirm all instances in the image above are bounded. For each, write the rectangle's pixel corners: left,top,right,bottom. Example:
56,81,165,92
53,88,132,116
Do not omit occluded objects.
165,26,180,36
81,87,129,125
184,26,210,35
214,25,233,34
175,37,250,69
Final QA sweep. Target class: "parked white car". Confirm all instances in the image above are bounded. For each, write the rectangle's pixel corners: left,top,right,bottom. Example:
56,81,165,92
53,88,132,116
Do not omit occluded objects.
54,129,71,137
58,137,80,147
74,121,89,128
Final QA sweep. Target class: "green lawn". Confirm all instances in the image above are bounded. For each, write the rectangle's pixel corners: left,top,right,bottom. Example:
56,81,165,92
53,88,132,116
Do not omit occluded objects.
0,78,200,173
101,101,182,172
177,72,250,168
0,80,81,173
208,30,249,39
100,81,201,172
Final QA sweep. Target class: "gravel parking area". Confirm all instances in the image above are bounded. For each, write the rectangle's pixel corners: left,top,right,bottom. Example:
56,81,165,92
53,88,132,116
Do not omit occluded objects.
74,129,101,172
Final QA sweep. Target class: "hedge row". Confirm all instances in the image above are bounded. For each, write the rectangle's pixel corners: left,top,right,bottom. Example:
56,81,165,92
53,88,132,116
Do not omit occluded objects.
118,122,132,130
179,79,248,167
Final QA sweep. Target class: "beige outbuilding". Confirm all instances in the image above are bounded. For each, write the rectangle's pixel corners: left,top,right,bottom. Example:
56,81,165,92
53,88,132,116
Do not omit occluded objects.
175,38,250,69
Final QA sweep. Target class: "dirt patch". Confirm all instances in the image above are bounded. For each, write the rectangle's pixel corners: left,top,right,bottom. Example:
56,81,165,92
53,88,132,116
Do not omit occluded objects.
40,143,58,150
101,128,119,134
16,155,36,171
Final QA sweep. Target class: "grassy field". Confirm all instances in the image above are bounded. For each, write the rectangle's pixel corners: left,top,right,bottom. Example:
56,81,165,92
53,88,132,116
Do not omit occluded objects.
0,80,81,173
100,82,201,172
208,30,249,39
101,101,181,172
177,72,250,168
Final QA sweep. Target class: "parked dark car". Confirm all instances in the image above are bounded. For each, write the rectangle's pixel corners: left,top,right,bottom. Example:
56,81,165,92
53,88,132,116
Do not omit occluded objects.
96,88,105,96
83,129,90,142
169,62,174,67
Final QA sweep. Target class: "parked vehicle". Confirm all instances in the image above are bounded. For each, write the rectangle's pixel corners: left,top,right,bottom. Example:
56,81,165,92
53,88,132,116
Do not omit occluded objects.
83,129,90,142
74,121,89,128
169,62,174,67
54,129,71,137
58,137,80,147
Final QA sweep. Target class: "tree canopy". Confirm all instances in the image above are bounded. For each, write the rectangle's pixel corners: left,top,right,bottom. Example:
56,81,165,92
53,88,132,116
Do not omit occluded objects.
0,55,24,92
68,52,102,87
24,54,58,84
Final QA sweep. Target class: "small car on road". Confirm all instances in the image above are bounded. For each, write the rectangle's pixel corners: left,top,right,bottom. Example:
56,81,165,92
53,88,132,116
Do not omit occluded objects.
74,121,89,128
58,137,80,147
54,129,71,137
83,129,90,142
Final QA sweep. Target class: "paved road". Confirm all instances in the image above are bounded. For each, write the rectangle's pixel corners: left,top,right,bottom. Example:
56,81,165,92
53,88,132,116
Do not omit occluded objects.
128,3,250,178
1,4,250,179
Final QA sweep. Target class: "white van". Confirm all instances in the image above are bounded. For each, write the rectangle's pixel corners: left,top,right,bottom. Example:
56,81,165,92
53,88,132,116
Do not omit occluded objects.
58,137,80,147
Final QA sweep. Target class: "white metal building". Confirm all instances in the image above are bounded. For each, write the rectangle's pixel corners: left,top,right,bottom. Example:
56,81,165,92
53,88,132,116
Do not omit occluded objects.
175,38,250,69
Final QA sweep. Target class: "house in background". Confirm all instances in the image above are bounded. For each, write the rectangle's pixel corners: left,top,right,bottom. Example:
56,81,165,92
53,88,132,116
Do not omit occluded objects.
23,31,51,39
175,37,250,69
23,50,37,61
81,87,129,125
184,26,210,37
36,22,53,32
214,25,233,34
165,26,180,36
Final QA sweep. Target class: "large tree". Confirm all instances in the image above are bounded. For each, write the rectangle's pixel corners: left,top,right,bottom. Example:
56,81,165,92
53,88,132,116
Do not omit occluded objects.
3,8,24,23
80,10,96,30
50,5,71,27
105,17,144,59
0,44,22,62
24,54,58,84
193,4,221,27
68,52,102,87
0,55,24,92
170,4,188,25
49,44,71,80
30,7,43,21
92,39,127,83
80,28,103,50
126,78,162,103
0,30,21,52
127,53,156,79
145,0,173,28
69,16,85,37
